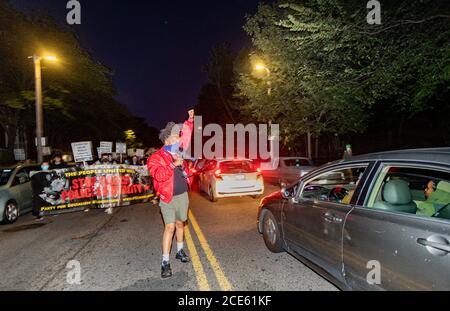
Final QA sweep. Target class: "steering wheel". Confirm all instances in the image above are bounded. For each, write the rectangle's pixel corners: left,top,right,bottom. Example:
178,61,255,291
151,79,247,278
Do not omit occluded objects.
328,187,349,202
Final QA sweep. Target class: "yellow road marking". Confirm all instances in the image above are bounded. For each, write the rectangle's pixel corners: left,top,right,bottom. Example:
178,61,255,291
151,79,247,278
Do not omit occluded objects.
184,225,211,291
188,210,233,291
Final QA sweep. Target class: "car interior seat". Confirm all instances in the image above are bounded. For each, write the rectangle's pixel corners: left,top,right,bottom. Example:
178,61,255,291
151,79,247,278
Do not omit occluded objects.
374,179,417,213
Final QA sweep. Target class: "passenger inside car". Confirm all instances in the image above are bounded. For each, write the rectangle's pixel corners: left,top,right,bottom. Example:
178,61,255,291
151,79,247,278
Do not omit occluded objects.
368,167,450,219
415,180,450,219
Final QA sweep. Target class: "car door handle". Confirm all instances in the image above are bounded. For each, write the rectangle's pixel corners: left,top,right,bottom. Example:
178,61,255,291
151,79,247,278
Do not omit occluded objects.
322,212,343,224
417,238,450,253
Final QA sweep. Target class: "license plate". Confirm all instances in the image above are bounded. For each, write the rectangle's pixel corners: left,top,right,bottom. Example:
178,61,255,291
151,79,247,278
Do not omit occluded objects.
235,174,246,180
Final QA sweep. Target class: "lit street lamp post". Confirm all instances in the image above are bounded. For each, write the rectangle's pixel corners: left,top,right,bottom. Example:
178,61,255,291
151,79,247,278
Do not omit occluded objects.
254,64,272,96
29,55,57,163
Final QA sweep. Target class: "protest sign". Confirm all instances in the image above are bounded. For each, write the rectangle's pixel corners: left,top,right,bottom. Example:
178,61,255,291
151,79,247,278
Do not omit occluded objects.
71,142,93,163
14,149,26,161
136,149,145,157
99,141,113,155
116,142,127,154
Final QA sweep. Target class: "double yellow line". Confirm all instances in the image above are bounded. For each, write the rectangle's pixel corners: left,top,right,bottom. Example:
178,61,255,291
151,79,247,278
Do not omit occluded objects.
185,210,233,291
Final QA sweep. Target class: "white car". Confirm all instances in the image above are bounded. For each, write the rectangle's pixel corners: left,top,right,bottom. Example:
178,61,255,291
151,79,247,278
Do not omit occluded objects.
198,159,264,202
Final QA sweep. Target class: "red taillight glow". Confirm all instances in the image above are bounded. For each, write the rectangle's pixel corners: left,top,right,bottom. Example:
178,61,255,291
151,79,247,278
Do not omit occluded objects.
214,169,222,177
257,168,261,173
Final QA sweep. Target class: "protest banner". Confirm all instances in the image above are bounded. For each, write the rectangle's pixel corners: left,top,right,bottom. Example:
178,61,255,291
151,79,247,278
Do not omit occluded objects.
31,164,154,216
71,142,93,163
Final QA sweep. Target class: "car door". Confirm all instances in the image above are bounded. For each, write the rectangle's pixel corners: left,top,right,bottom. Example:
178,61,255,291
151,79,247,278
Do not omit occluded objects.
343,163,450,290
9,168,32,211
22,166,41,211
283,163,371,282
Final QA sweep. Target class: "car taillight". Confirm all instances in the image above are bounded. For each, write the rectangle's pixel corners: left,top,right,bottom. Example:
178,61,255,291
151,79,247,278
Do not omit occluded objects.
191,168,197,174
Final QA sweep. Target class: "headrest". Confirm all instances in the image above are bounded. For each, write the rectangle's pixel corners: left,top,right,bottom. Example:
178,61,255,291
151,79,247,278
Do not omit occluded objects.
383,180,412,205
437,180,450,193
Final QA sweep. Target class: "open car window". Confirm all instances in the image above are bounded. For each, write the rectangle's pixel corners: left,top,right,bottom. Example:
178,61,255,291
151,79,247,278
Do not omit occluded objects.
366,166,450,221
300,166,368,205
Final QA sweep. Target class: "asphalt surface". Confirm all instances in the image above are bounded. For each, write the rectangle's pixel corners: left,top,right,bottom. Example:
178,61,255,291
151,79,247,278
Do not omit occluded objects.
0,184,337,291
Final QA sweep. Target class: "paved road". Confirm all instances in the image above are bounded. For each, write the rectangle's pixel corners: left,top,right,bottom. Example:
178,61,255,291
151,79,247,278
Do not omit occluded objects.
0,184,337,291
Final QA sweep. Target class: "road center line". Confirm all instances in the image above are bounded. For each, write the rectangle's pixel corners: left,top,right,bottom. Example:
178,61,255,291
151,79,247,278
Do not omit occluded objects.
188,210,233,291
184,225,210,291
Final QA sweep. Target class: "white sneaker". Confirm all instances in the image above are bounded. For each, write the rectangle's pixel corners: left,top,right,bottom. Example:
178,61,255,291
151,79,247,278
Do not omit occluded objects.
105,208,113,215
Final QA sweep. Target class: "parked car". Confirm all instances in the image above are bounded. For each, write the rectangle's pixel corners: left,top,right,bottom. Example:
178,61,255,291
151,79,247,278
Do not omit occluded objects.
0,164,41,224
257,148,450,290
261,157,315,186
198,159,264,202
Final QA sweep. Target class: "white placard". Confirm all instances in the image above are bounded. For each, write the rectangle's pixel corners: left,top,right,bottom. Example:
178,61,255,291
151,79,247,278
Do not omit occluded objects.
127,149,136,156
14,149,26,161
100,141,113,154
135,149,145,157
116,142,127,154
42,147,52,156
71,141,93,163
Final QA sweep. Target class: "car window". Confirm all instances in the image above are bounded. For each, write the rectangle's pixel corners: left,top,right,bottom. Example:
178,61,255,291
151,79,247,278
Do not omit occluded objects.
13,169,30,186
283,159,311,167
366,166,450,221
300,166,368,205
0,168,14,186
219,160,257,173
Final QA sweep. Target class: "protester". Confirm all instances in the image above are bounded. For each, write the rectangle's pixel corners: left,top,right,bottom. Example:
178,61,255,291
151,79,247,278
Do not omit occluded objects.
147,109,194,279
32,161,50,221
131,155,140,166
50,153,69,169
343,144,353,160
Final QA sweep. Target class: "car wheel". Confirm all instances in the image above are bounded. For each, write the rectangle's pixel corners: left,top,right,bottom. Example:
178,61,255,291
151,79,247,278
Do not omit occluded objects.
262,211,283,253
208,186,218,202
198,179,203,193
3,201,19,224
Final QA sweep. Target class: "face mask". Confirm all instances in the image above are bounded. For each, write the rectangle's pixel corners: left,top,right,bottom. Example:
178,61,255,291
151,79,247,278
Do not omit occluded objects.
164,142,181,155
41,165,49,171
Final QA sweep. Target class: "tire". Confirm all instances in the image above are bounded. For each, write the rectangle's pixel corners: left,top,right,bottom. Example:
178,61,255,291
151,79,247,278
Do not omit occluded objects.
3,201,19,224
262,211,284,253
208,186,218,202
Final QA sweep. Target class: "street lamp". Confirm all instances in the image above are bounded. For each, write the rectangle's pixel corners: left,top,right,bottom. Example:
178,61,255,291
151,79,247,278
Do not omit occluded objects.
28,54,58,163
254,63,272,96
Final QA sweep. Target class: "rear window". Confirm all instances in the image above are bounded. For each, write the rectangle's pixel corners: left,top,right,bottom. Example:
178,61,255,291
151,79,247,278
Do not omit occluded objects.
283,159,312,167
0,168,13,186
219,161,257,173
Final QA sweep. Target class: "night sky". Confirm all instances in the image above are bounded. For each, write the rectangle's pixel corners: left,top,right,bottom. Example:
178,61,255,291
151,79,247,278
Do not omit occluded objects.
13,0,265,128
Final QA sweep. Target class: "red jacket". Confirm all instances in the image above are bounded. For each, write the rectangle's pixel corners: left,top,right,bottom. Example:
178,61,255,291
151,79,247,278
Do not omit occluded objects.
147,118,194,203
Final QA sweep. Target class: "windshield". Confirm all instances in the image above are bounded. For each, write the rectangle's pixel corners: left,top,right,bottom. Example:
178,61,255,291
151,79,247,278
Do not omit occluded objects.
283,159,312,167
220,161,257,174
0,168,13,186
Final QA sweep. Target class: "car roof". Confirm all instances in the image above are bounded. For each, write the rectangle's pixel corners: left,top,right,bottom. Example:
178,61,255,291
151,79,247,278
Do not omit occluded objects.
280,157,312,160
332,148,450,166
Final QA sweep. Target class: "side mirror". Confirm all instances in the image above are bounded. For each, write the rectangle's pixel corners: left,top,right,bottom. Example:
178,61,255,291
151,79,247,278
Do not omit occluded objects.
281,186,292,199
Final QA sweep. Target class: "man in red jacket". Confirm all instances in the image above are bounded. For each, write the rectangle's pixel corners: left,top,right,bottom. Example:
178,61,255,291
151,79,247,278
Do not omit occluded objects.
147,109,194,279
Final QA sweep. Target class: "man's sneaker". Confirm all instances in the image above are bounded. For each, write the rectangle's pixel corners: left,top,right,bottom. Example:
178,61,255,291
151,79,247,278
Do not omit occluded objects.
161,261,172,279
176,249,190,263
